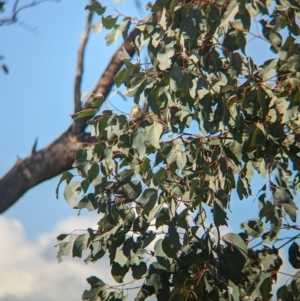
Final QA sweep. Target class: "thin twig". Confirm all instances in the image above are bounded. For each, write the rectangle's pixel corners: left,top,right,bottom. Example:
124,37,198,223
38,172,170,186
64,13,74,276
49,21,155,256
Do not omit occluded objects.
0,0,60,26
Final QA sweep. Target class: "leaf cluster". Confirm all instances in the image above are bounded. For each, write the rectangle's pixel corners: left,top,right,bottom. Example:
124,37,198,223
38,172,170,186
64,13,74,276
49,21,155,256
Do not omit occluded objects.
56,0,300,300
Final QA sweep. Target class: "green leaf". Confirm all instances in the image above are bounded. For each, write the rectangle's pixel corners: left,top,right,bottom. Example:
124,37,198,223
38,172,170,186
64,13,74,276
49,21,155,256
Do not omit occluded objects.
131,258,147,279
288,242,300,269
56,171,73,199
237,178,248,200
92,22,103,34
102,15,118,29
155,207,169,228
277,285,288,300
89,239,107,262
240,218,264,237
262,58,278,81
145,121,163,149
119,47,131,61
73,234,88,258
77,194,98,211
123,77,146,98
105,27,121,46
154,239,172,270
55,238,74,263
169,63,183,92
236,31,246,55
82,276,106,301
123,180,142,200
138,231,156,248
85,2,106,15
119,18,131,40
260,277,272,301
220,0,239,32
223,232,248,261
208,72,228,93
170,0,178,21
147,88,161,116
130,128,146,159
88,163,99,183
274,187,294,203
57,234,68,241
63,181,81,208
282,203,297,222
194,206,206,225
176,151,186,170
112,250,130,283
157,42,175,70
71,108,99,120
213,199,228,226
114,249,130,267
138,188,158,215
115,69,126,87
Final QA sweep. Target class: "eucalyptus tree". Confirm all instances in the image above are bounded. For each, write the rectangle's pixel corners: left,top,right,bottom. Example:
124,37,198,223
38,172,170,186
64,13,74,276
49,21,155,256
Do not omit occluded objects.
57,0,300,300
3,0,300,299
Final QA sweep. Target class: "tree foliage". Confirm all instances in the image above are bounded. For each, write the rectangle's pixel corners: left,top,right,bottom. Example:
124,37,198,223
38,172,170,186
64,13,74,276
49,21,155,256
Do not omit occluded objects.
56,0,300,300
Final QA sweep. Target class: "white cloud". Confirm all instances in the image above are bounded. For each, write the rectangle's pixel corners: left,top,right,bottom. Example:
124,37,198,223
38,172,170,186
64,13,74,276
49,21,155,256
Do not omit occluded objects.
1,215,297,301
0,215,115,301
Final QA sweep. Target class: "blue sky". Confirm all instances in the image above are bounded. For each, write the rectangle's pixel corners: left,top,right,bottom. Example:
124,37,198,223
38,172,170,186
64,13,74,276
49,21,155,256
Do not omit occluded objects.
0,1,298,300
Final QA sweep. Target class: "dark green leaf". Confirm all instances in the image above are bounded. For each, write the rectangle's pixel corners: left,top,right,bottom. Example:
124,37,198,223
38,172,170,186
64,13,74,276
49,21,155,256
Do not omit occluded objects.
213,199,228,226
71,108,99,120
88,163,99,183
82,276,106,301
77,194,98,212
85,2,106,15
289,242,300,269
73,234,88,258
102,15,118,29
56,171,74,199
57,234,68,241
132,261,147,279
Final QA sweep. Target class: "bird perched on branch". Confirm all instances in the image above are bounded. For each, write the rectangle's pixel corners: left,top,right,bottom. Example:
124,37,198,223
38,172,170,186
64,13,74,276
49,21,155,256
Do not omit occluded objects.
130,104,141,119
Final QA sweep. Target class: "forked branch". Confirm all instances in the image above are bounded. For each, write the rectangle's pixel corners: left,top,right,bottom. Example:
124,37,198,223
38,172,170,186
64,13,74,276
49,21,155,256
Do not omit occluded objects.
0,14,139,212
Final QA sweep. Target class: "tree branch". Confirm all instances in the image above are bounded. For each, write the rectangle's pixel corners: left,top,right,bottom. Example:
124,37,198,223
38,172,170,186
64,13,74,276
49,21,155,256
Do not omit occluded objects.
0,27,139,212
73,10,93,122
72,27,139,134
0,0,60,26
0,130,96,213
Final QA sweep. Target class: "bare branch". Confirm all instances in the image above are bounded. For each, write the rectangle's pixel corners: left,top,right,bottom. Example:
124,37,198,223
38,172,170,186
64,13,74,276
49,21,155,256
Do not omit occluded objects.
12,0,20,14
72,10,93,133
0,0,60,26
74,12,93,113
72,28,140,134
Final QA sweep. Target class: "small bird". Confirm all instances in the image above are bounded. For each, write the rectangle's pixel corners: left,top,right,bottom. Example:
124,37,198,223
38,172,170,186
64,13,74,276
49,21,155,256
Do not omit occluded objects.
130,104,141,119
